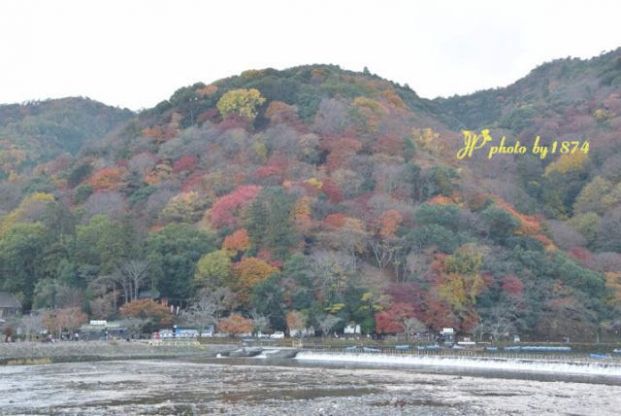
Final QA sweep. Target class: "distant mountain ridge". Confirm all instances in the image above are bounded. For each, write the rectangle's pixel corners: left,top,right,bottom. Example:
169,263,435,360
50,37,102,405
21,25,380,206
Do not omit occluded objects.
0,97,132,177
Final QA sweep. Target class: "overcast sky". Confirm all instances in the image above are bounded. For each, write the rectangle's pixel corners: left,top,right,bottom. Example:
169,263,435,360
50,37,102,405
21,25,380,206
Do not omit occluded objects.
1,0,620,110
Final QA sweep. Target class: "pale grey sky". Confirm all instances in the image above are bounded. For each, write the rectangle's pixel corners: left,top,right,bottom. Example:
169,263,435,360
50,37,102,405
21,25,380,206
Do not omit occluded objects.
1,0,620,110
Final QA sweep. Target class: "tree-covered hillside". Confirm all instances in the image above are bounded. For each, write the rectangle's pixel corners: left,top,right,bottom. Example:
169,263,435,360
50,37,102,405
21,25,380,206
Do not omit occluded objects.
1,57,620,341
0,97,133,180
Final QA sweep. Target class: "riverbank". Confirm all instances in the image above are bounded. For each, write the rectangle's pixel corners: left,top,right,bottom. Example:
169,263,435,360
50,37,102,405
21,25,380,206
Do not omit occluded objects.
0,340,227,365
3,341,621,385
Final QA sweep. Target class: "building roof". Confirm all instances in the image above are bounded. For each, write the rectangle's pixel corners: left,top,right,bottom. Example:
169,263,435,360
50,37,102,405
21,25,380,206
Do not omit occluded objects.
0,292,21,308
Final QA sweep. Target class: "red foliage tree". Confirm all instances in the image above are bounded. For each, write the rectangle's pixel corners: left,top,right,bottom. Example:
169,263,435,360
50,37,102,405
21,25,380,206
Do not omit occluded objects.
256,165,283,179
385,283,425,315
501,275,524,299
173,155,198,173
374,135,404,156
209,185,261,228
421,294,458,332
568,246,592,264
321,179,343,203
324,137,362,172
324,213,347,228
181,171,207,192
374,302,416,334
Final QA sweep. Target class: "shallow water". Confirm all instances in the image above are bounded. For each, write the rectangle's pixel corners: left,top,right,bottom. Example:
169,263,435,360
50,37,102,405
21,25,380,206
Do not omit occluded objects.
1,359,620,415
293,351,621,383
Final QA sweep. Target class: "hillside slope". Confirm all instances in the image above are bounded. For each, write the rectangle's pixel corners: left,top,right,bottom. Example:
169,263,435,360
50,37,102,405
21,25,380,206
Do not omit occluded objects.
0,60,619,341
0,97,133,178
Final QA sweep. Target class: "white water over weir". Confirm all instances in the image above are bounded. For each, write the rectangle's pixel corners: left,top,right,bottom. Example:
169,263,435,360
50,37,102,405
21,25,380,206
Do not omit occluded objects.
295,351,621,378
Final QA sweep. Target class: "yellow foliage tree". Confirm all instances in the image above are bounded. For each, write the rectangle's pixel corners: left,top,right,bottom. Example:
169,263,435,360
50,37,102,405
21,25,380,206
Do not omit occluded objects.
438,244,487,313
605,271,621,310
304,177,323,190
382,89,407,109
412,128,444,156
293,196,313,231
544,152,588,176
0,192,55,237
217,88,266,121
160,191,206,223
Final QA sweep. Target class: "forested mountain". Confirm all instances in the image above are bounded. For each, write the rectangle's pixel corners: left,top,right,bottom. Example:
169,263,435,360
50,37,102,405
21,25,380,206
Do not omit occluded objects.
0,97,133,179
1,50,620,341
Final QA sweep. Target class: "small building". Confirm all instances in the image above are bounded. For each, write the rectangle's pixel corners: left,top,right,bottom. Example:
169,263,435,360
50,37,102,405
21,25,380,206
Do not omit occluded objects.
290,327,315,337
440,327,455,344
344,323,361,335
79,320,127,340
0,292,21,318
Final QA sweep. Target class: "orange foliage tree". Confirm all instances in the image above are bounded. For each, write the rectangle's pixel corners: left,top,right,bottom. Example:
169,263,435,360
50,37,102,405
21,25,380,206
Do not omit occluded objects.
324,137,362,172
119,299,173,327
42,307,88,337
493,197,555,250
293,196,313,232
232,257,278,304
217,314,253,335
378,209,403,238
265,101,299,125
223,228,251,252
88,166,126,191
324,213,347,228
286,310,307,335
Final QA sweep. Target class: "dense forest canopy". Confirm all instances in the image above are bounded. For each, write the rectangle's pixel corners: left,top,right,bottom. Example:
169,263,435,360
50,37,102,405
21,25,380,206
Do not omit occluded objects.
1,49,621,341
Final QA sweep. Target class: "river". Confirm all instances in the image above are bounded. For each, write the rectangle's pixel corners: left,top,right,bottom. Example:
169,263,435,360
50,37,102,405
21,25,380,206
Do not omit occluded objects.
1,358,620,415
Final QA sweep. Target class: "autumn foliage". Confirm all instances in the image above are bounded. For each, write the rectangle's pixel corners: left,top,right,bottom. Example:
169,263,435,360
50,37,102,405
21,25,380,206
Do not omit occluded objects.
120,299,173,327
209,185,261,228
378,209,402,238
217,88,266,121
88,167,126,191
1,61,618,342
223,228,251,252
217,314,253,335
42,308,88,336
501,275,525,298
173,155,198,173
233,257,279,303
375,302,416,334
